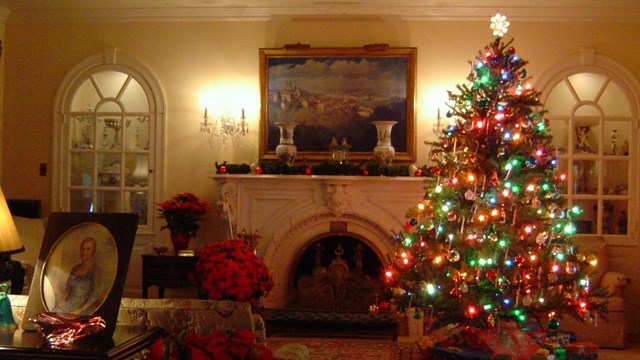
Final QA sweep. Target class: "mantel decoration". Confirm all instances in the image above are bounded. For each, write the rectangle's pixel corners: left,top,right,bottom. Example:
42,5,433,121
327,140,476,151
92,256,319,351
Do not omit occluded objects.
372,120,398,164
192,240,274,306
214,160,434,177
157,193,208,256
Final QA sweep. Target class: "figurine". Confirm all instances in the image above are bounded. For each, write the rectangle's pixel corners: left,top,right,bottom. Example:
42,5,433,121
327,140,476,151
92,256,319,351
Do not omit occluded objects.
575,126,594,153
0,283,16,330
329,136,350,164
610,129,618,155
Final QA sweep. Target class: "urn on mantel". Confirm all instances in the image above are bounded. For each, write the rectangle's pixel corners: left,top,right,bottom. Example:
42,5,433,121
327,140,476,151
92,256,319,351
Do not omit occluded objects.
371,120,397,164
275,122,297,166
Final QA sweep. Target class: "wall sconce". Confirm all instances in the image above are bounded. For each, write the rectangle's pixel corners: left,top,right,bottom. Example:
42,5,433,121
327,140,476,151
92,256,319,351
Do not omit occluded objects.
432,108,442,135
200,108,248,138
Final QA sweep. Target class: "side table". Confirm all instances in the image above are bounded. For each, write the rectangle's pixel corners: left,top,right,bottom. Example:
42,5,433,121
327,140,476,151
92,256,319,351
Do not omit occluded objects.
0,326,164,359
142,255,198,298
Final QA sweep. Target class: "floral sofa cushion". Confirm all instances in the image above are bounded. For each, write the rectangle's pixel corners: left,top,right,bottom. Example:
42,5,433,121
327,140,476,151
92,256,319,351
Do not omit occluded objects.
117,297,265,355
8,295,266,357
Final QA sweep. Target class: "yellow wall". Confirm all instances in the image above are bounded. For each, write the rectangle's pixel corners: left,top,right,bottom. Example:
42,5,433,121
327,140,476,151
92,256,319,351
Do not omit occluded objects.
2,16,640,333
3,19,640,211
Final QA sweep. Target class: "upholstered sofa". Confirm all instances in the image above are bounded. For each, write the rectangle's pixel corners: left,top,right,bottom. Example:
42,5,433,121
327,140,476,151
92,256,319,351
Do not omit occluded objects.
9,295,308,359
557,237,631,349
9,296,264,355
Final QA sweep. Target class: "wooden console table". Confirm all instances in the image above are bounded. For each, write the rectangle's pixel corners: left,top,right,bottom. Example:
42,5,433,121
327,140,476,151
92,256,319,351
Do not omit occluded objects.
0,325,163,359
142,255,198,298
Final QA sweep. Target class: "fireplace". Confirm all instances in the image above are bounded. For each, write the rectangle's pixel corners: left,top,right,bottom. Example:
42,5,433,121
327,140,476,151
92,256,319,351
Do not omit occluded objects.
211,174,425,309
289,234,384,311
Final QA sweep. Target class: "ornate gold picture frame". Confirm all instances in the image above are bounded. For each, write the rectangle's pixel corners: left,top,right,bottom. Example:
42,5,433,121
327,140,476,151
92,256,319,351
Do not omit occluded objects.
259,45,417,163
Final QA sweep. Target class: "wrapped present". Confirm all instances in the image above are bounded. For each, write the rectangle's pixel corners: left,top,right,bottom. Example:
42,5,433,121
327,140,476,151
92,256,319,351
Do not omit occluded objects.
549,332,573,345
464,326,541,360
531,348,554,360
416,323,464,351
565,341,598,360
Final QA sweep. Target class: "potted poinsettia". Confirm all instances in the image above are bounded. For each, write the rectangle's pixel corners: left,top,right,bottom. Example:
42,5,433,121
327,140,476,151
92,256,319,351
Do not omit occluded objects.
171,329,276,360
192,240,274,306
157,193,208,255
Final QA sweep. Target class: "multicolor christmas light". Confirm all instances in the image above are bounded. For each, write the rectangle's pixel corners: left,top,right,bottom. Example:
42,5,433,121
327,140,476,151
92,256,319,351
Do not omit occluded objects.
387,14,604,328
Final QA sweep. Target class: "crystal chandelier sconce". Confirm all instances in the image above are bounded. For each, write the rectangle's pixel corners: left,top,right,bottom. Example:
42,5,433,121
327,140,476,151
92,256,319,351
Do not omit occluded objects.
200,107,248,138
432,107,442,135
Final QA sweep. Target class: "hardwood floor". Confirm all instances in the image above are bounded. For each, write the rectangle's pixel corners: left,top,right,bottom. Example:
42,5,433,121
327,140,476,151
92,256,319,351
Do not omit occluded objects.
599,343,640,360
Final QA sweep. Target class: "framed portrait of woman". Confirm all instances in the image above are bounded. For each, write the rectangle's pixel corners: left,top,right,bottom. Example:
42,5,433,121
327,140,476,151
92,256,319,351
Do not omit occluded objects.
21,212,138,337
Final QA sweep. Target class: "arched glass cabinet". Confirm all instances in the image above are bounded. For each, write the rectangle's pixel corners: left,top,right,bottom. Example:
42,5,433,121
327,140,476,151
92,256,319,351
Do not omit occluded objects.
538,49,639,244
53,49,165,235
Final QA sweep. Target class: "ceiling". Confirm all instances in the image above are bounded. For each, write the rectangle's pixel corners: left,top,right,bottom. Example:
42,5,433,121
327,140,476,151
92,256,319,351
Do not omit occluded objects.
0,0,638,22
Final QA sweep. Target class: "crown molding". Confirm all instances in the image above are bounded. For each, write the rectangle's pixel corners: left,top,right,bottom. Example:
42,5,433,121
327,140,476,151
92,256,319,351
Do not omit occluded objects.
4,4,640,23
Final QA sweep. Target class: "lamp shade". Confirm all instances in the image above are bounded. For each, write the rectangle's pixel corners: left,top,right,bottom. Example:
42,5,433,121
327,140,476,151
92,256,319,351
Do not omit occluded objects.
0,187,24,254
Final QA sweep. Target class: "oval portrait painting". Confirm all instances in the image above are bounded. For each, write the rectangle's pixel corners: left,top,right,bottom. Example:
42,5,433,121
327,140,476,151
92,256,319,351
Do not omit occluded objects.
41,222,118,316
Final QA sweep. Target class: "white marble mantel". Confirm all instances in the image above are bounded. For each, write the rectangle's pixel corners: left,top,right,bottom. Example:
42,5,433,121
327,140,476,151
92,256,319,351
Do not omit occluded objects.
210,174,426,307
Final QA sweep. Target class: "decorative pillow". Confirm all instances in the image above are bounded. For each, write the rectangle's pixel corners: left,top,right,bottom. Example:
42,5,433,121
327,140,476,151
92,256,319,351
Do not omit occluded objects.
575,237,608,287
11,216,46,294
12,216,45,266
601,271,631,297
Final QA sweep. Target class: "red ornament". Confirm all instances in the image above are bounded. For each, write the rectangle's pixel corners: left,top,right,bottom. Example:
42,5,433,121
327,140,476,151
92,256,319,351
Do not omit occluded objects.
217,165,227,174
378,300,390,312
450,288,461,298
514,255,525,266
414,168,423,177
448,212,457,221
304,167,312,175
430,167,441,176
486,269,498,282
362,169,369,176
255,166,263,175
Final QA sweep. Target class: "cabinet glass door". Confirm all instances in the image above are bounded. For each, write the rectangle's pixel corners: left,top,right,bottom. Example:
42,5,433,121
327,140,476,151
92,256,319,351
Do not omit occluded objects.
67,71,152,226
546,72,632,238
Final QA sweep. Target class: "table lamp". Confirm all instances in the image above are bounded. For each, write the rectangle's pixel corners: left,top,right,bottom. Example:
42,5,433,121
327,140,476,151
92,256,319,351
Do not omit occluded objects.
0,187,25,295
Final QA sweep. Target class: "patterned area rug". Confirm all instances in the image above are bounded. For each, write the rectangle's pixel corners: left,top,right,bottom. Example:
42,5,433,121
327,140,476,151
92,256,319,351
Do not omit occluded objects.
267,337,420,360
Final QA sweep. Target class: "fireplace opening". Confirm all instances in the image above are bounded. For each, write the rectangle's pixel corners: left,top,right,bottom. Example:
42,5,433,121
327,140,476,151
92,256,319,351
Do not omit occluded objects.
287,234,385,311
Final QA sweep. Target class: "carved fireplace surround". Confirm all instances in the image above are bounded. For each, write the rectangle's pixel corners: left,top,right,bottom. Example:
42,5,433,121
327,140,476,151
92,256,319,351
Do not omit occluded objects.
211,174,425,308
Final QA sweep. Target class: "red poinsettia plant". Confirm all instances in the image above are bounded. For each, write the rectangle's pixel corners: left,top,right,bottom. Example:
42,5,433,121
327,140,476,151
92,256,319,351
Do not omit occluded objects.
192,240,274,305
171,329,276,360
157,193,208,237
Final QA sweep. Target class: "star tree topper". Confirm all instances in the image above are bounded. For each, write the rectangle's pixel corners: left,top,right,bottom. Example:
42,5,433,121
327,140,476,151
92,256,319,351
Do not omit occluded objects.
490,12,510,37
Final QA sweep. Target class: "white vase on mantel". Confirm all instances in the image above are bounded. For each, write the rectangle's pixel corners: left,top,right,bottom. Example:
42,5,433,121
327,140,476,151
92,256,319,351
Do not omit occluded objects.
371,120,397,165
275,122,297,166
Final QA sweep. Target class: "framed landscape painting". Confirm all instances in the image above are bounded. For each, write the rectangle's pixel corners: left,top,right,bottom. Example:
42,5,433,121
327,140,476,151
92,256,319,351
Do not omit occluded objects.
259,45,417,163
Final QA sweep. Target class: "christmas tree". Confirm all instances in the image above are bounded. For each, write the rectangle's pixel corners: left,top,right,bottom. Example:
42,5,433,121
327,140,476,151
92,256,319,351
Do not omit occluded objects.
387,14,604,329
